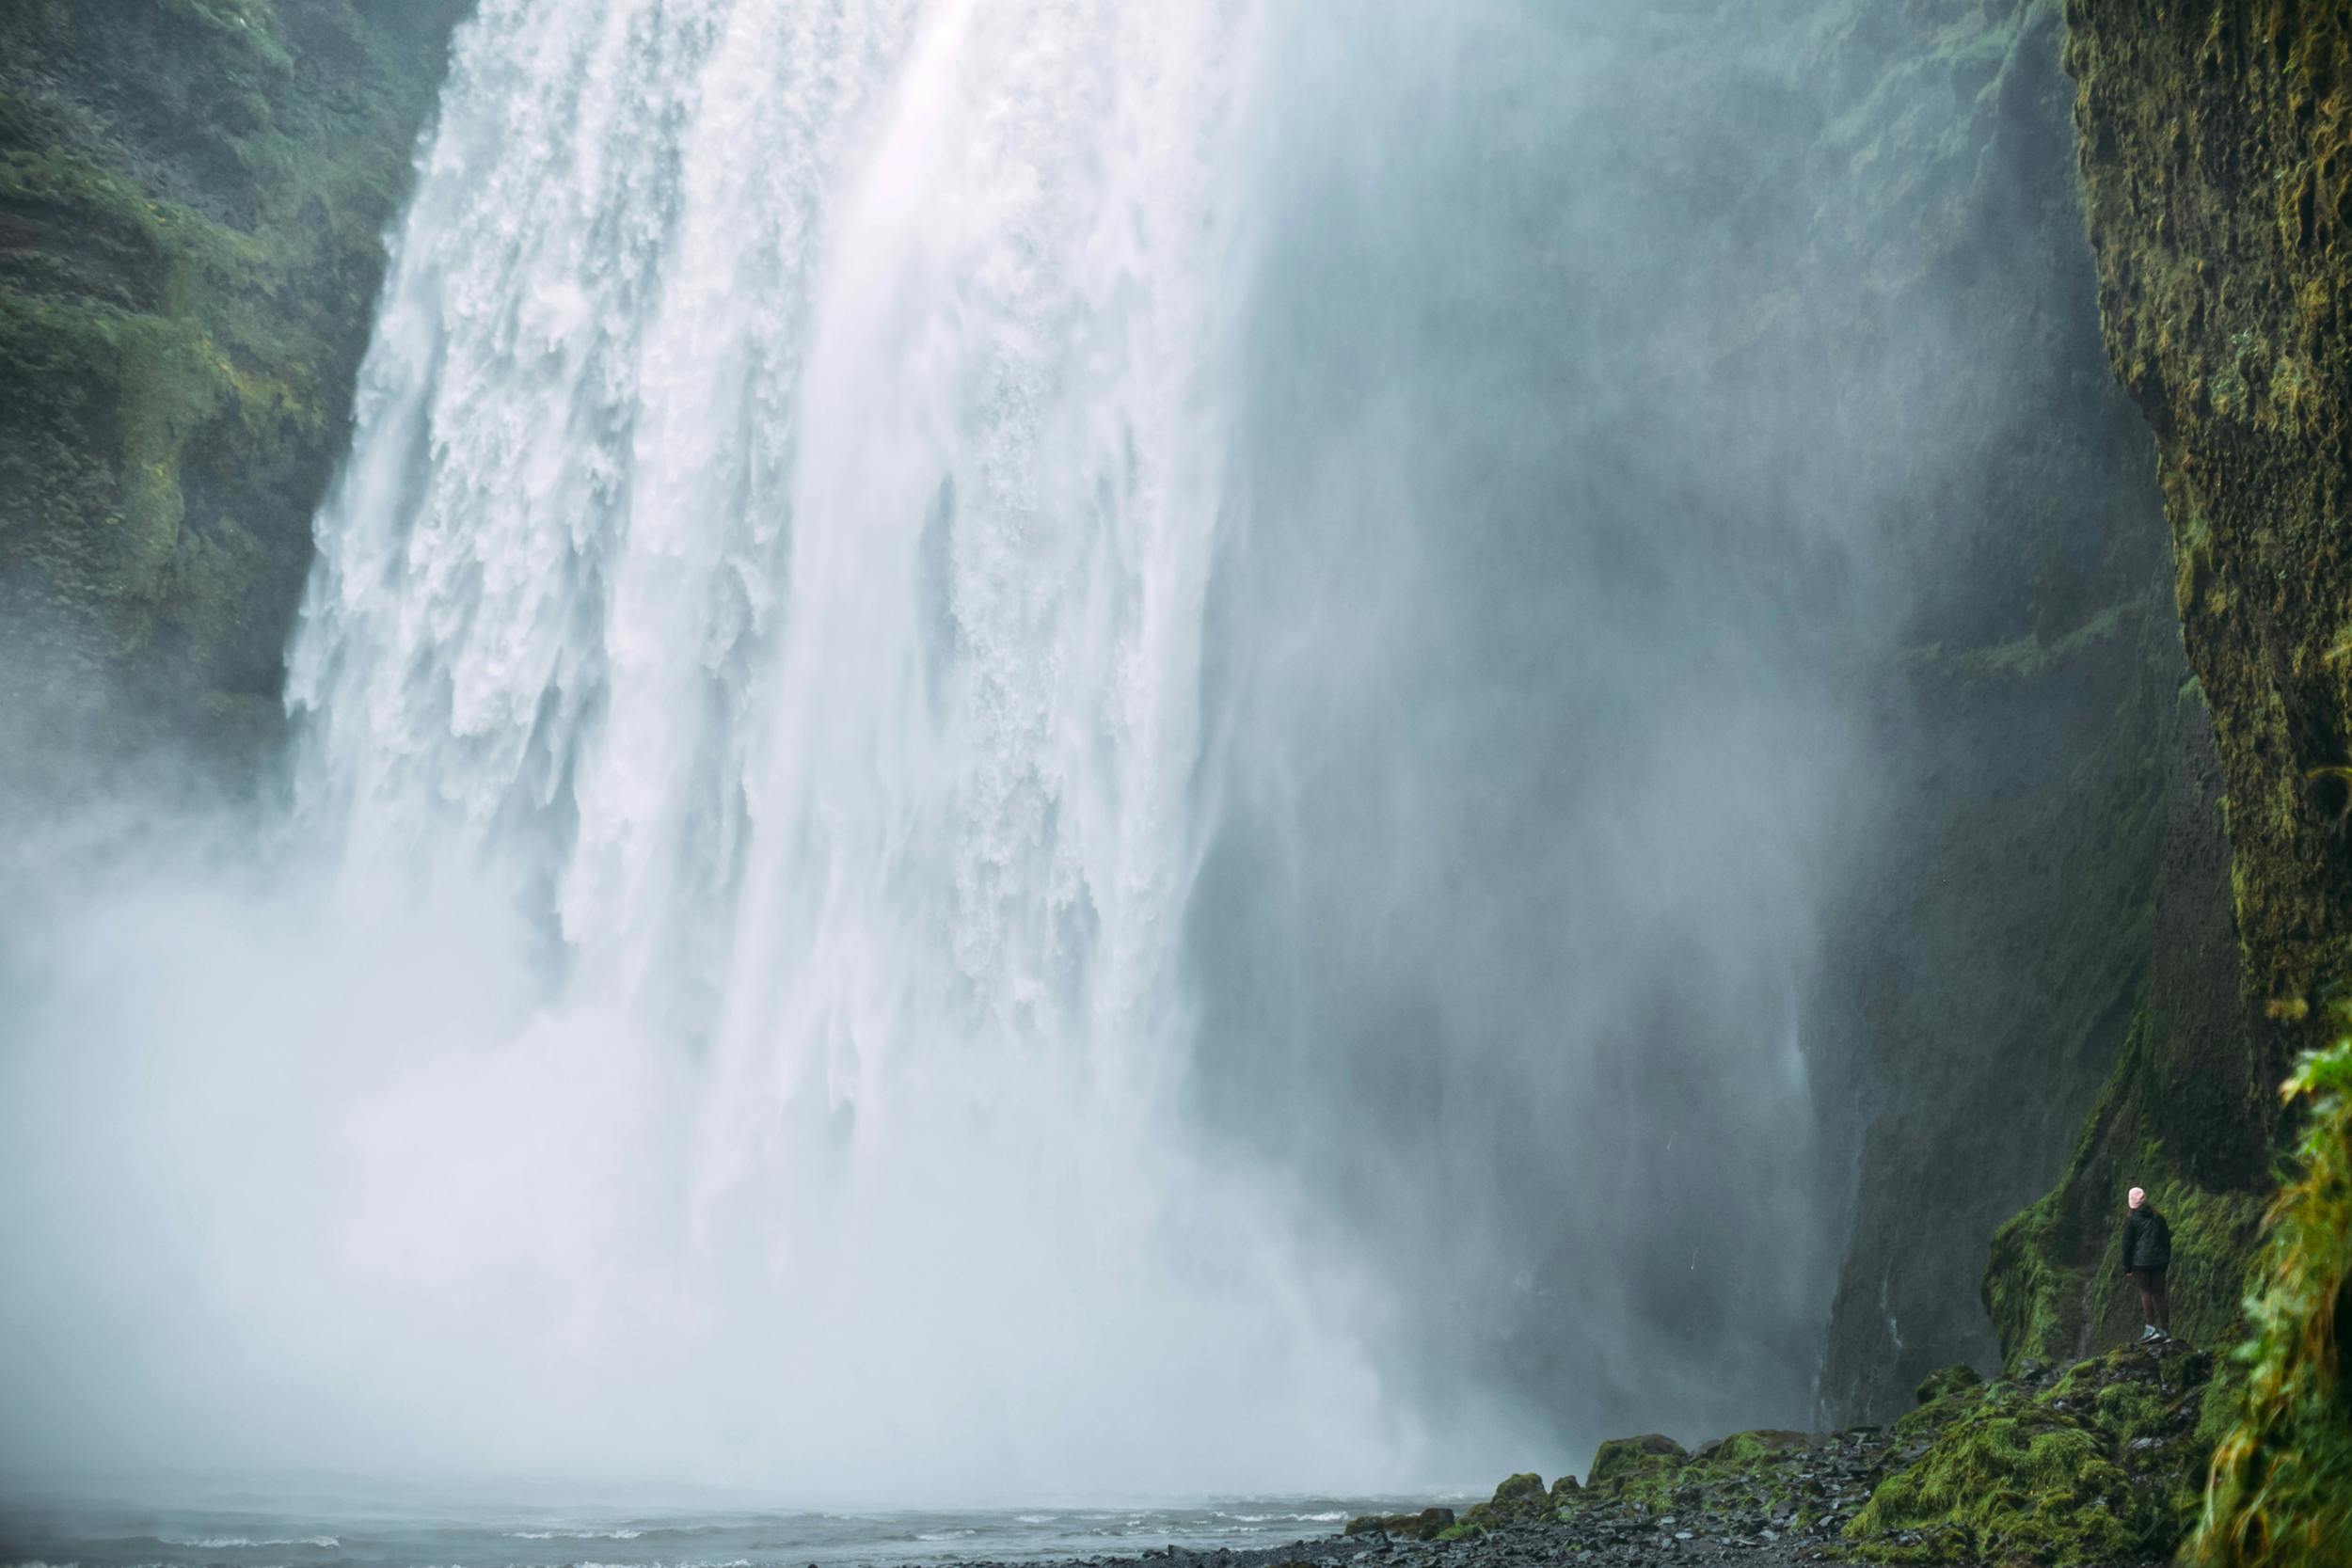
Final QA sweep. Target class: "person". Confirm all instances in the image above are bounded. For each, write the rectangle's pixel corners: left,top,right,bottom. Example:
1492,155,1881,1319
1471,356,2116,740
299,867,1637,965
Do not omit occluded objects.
2121,1185,2172,1341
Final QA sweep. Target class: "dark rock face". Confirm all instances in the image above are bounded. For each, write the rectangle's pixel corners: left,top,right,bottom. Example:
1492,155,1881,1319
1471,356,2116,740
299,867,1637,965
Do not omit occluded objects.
0,0,465,782
1970,0,2352,1376
2068,0,2352,1037
1801,0,2249,1425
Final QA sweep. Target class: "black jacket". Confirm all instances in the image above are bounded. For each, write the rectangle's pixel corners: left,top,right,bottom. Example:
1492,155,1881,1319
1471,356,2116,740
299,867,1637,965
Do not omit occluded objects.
2122,1206,2172,1272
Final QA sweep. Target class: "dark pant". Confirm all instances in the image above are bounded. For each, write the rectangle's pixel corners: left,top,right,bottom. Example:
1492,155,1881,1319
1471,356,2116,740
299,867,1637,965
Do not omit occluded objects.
2129,1268,2169,1333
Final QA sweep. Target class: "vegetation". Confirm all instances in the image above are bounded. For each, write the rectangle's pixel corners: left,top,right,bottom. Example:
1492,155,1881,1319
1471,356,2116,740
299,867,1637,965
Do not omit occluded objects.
0,0,462,766
1986,1009,2267,1370
2192,1039,2352,1568
1844,1348,2216,1566
2065,0,2352,1059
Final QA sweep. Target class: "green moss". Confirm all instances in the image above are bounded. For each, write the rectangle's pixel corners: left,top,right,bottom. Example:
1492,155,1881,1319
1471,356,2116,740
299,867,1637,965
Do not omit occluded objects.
1452,1469,1571,1533
1895,1367,1991,1444
1343,1506,1457,1542
1848,1348,2216,1565
0,0,461,731
1987,1004,2268,1370
2068,0,2352,1056
1583,1434,1690,1498
1548,1428,1824,1532
2192,1040,2352,1568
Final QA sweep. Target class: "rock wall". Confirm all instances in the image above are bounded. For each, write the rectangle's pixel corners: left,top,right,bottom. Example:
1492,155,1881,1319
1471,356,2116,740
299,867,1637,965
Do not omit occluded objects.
1788,0,2253,1423
1972,0,2352,1378
0,0,464,786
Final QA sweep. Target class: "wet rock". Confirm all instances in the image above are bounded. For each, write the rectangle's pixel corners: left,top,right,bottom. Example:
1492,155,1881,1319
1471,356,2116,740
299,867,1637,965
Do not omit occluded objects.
1587,1434,1690,1492
1344,1509,1455,1542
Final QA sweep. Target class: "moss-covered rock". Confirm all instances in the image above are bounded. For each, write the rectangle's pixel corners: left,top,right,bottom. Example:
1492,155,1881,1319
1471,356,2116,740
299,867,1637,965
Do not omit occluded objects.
1343,1507,1455,1541
1985,1010,2267,1369
1915,1363,1984,1406
1427,1351,2219,1562
1847,1345,2217,1565
1446,1470,1562,1535
2192,1039,2352,1568
1793,0,2253,1425
2064,1,2352,1049
0,0,463,775
1565,1427,1848,1530
1583,1433,1690,1495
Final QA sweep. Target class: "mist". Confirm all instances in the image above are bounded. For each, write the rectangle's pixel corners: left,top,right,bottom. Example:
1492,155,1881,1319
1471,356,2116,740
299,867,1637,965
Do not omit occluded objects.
4,0,2045,1505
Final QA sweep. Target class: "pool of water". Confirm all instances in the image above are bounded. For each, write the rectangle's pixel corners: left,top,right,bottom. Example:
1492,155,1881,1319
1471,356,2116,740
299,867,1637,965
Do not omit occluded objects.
0,1493,1452,1568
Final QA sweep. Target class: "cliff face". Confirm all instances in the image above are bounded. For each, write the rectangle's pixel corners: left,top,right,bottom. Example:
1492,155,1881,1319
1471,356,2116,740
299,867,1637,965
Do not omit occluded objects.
2076,3,2352,1017
1973,1,2352,1377
2068,6,2352,1035
0,0,464,784
1787,0,2251,1422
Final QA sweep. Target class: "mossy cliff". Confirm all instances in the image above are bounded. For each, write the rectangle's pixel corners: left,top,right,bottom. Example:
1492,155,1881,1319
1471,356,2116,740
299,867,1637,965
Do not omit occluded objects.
1782,0,2254,1423
2067,2,2352,1042
0,0,464,778
1974,1,2352,1380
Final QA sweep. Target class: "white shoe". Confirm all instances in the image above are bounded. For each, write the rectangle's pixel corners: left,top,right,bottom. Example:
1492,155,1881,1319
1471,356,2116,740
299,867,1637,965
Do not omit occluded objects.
2138,1324,2161,1342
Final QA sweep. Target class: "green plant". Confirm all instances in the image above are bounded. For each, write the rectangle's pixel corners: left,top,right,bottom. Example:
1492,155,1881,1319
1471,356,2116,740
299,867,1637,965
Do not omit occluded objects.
2191,1040,2352,1568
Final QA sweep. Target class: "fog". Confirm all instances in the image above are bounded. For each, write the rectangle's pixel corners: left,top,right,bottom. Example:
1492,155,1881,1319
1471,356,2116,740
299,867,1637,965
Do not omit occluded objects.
4,0,2024,1504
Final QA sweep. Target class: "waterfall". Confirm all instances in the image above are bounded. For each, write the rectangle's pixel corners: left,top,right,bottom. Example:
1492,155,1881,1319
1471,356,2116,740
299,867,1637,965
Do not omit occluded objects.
267,0,1401,1495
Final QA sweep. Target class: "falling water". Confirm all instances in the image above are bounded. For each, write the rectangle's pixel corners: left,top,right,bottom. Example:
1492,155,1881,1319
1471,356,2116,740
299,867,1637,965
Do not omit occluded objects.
248,0,1424,1496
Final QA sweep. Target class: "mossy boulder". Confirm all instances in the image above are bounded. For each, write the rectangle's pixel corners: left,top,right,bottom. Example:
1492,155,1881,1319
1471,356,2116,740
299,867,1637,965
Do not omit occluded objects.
1915,1364,1984,1406
1452,1470,1556,1532
1343,1507,1454,1541
1584,1433,1689,1493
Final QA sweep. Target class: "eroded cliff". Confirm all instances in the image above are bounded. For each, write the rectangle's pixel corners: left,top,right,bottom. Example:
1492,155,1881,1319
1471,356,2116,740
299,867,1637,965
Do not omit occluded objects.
1973,0,2352,1384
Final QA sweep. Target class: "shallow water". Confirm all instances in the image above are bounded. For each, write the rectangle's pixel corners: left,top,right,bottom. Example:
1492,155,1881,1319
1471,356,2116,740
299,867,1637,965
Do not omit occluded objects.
0,1495,1437,1568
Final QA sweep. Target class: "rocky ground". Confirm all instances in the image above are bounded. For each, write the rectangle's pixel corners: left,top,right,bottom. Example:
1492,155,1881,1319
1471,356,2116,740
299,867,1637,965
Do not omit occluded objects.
923,1340,2213,1568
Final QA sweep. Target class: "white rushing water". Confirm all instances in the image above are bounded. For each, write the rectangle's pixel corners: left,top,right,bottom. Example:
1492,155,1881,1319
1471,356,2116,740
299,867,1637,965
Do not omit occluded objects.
258,0,1392,1496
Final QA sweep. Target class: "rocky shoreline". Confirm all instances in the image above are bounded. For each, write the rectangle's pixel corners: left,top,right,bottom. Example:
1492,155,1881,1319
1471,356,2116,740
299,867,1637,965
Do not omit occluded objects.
917,1339,2213,1568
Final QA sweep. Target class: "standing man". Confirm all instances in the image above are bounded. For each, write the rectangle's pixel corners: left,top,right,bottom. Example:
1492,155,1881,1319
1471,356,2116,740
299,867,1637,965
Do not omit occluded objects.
2122,1185,2172,1342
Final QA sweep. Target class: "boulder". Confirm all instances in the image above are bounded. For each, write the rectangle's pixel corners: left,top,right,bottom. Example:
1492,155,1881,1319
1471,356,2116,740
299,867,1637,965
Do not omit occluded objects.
1587,1433,1691,1491
1343,1507,1454,1541
1914,1363,1984,1405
